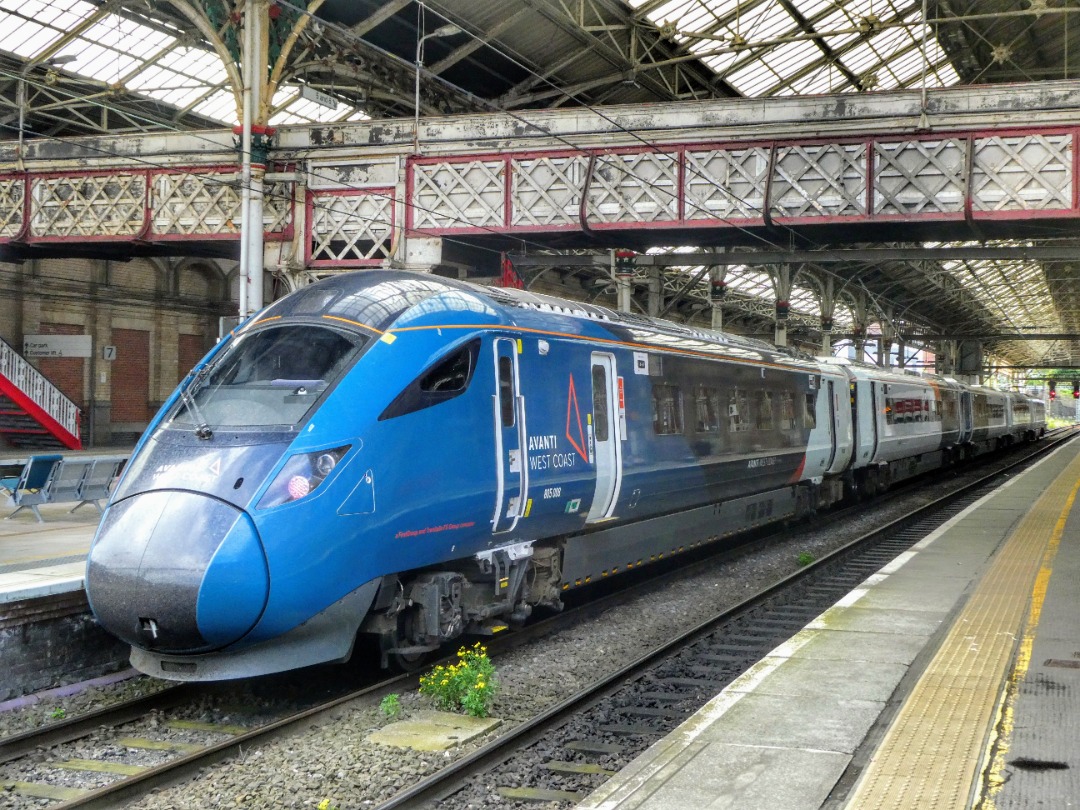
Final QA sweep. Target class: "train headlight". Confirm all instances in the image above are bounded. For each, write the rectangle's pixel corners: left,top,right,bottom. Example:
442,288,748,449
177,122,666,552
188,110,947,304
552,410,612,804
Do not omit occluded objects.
258,445,350,509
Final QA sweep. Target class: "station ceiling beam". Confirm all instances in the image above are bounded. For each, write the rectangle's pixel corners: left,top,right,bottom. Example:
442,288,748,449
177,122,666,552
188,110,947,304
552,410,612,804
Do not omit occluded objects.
509,246,1080,267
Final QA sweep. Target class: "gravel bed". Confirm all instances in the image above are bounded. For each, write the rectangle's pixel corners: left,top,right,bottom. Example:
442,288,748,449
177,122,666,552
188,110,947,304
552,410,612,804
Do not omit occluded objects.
0,674,171,740
0,457,1027,809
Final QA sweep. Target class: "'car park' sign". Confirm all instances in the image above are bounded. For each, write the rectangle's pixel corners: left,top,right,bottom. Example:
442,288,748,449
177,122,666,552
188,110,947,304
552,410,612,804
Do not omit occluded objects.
23,335,92,358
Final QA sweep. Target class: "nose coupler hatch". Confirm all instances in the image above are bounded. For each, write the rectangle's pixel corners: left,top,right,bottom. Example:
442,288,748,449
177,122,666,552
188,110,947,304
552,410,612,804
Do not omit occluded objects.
138,617,159,645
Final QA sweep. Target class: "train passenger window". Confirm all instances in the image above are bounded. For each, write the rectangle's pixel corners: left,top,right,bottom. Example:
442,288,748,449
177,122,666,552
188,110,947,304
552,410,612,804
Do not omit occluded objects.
379,339,480,420
803,393,817,429
755,392,774,430
778,392,796,430
498,356,515,427
652,384,683,435
694,385,722,432
942,394,957,422
592,365,609,442
729,389,750,433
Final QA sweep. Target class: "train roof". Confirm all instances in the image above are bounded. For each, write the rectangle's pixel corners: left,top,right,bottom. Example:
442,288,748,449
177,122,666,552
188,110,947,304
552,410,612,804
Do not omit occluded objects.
253,270,818,369
252,270,478,333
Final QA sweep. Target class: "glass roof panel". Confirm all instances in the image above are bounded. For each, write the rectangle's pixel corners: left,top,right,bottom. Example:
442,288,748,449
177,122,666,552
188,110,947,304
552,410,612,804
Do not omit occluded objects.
0,0,380,128
191,89,239,122
632,0,959,101
782,63,850,95
3,20,57,58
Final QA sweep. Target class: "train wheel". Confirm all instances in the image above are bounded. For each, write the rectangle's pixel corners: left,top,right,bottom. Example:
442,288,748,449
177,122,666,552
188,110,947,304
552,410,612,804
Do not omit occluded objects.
379,633,433,672
379,613,435,672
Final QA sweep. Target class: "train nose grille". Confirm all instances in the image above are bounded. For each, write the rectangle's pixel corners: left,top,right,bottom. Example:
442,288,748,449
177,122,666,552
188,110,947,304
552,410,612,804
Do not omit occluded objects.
86,490,269,654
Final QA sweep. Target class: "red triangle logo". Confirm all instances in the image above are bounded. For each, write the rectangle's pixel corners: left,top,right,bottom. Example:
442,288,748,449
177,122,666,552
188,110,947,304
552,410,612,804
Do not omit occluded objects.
566,375,588,460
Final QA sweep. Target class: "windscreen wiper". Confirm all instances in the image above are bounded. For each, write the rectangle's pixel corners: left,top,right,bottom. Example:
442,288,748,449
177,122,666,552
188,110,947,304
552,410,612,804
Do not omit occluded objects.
180,365,214,440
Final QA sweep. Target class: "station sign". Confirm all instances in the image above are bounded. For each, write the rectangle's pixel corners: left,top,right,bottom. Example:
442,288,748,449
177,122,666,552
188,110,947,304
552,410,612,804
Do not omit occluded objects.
23,334,91,358
300,85,338,110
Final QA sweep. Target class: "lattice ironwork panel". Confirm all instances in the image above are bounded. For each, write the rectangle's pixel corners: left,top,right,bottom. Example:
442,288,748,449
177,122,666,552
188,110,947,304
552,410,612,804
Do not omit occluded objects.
412,160,505,230
0,177,24,238
151,172,292,236
30,174,146,238
511,155,588,227
261,181,293,234
874,139,966,215
971,134,1072,212
684,147,769,220
152,172,240,235
771,143,866,218
586,151,679,224
310,191,394,265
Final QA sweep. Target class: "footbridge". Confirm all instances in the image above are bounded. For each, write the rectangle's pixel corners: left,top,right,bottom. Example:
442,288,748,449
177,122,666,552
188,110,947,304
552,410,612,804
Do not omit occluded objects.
1,80,1079,281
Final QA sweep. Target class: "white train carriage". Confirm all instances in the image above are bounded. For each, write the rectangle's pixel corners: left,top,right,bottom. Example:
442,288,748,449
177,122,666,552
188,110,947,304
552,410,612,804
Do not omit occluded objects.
1029,398,1048,438
1006,392,1046,442
962,385,1011,456
822,361,964,497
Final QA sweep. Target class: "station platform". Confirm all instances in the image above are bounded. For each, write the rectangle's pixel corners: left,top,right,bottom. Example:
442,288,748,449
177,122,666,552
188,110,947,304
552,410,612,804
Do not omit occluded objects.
0,447,135,698
579,437,1080,810
0,500,100,604
0,446,131,604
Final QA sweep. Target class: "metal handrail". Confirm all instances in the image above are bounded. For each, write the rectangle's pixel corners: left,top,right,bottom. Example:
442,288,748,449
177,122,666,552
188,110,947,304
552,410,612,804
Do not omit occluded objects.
0,336,80,438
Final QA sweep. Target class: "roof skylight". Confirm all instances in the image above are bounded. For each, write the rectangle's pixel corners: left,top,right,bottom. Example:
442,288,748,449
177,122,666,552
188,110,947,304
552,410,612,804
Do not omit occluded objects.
629,0,960,97
0,0,370,127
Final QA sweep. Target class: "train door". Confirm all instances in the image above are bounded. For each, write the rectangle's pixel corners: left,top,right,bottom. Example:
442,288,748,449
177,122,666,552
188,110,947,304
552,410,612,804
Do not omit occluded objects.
492,338,528,534
586,352,623,522
959,390,973,443
826,380,837,470
869,382,881,459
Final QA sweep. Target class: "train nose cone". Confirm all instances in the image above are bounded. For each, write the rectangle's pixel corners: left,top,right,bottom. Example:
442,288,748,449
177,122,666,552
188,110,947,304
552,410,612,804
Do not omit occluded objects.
86,491,269,653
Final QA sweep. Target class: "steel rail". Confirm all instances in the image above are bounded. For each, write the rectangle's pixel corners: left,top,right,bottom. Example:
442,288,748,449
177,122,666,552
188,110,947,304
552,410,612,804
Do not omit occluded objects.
0,685,194,765
43,670,415,810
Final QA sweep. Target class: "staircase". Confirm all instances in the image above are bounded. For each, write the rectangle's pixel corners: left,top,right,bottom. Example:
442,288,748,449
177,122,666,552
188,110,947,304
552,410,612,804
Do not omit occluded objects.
0,337,82,450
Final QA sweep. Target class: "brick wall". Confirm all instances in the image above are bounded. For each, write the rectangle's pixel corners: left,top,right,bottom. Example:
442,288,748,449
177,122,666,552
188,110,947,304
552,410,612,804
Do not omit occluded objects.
178,333,208,385
110,328,150,423
37,322,85,409
0,594,129,701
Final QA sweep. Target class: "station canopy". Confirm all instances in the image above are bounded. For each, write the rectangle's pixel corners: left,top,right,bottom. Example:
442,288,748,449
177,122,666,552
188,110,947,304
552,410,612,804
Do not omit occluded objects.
0,0,1077,370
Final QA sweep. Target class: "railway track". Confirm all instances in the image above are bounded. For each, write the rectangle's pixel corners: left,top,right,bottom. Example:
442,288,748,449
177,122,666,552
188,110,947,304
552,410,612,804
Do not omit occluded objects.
373,429,1078,809
0,431,1071,808
0,670,413,808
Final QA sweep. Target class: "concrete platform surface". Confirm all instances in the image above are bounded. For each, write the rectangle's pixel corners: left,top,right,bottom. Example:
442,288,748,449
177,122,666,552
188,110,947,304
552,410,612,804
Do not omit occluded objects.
0,503,102,603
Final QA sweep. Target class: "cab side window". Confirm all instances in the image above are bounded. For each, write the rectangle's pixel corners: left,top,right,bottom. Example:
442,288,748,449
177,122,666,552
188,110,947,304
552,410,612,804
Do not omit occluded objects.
379,339,480,420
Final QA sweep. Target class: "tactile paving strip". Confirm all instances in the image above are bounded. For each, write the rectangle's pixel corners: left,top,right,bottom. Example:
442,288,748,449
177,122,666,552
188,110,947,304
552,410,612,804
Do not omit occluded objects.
844,451,1080,809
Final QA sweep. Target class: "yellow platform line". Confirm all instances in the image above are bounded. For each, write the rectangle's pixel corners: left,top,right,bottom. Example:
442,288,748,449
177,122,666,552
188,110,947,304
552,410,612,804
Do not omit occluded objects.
844,450,1080,810
976,470,1077,808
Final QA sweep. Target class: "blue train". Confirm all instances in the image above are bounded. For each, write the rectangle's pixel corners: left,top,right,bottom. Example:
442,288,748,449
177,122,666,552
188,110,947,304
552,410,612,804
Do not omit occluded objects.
85,270,1045,680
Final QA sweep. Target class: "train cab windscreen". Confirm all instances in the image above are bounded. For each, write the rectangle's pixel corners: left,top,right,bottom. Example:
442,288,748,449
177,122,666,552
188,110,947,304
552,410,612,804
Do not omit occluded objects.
168,325,366,430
